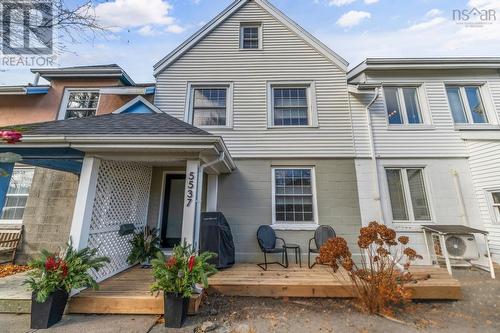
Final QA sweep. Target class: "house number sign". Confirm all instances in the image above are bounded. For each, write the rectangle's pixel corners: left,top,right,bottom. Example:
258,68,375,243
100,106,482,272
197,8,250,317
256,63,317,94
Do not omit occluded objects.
186,171,196,207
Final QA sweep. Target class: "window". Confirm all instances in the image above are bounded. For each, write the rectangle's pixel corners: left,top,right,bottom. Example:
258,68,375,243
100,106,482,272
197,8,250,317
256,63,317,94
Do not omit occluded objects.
61,90,100,119
446,86,488,124
240,24,260,49
385,168,431,222
0,167,35,223
491,191,500,223
191,88,228,126
272,168,317,225
384,87,423,125
269,83,318,127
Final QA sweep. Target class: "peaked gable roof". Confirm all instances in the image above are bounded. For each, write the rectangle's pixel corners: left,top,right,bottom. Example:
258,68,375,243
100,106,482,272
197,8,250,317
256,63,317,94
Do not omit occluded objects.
112,96,163,114
153,0,348,76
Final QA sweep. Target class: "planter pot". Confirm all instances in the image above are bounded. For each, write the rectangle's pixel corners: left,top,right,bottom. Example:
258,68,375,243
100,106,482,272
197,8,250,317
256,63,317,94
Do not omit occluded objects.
140,258,151,268
164,292,189,328
30,289,69,329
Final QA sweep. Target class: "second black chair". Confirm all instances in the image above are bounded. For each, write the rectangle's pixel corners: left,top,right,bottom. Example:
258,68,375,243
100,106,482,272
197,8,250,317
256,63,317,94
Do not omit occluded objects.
256,225,289,271
308,225,336,268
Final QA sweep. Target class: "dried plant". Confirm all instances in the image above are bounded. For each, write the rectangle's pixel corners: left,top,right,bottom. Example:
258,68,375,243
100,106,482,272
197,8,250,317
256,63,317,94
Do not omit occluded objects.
318,221,422,316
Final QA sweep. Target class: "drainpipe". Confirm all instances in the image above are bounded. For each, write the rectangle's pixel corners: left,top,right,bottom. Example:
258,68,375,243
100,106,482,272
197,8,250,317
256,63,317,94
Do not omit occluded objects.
32,73,40,86
365,87,384,224
451,169,469,226
193,151,225,251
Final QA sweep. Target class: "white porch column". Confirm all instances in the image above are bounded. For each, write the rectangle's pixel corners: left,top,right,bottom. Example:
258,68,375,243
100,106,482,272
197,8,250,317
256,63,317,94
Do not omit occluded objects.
206,174,218,212
182,160,200,247
69,156,100,250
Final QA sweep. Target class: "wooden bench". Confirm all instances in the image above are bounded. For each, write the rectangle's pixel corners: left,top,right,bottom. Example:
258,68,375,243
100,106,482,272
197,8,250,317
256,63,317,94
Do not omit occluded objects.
0,226,23,264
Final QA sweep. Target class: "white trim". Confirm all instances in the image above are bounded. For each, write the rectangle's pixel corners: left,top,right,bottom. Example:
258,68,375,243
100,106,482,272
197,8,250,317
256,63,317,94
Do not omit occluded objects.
153,0,348,75
157,171,186,240
206,174,218,212
184,82,234,128
58,88,101,120
112,96,162,114
381,85,430,127
100,86,155,95
485,189,500,224
271,166,319,228
444,83,497,125
239,22,262,50
181,160,200,247
266,81,318,128
69,156,100,250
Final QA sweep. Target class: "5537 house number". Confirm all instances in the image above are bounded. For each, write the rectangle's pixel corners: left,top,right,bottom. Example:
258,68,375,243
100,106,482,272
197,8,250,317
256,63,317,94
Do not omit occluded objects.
186,171,196,207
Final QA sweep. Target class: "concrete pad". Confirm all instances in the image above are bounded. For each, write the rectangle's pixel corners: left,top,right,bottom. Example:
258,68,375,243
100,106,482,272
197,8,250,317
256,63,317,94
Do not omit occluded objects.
0,272,31,314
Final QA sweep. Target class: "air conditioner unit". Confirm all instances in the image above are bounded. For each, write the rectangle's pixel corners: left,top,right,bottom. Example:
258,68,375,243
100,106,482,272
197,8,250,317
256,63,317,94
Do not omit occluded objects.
432,234,480,260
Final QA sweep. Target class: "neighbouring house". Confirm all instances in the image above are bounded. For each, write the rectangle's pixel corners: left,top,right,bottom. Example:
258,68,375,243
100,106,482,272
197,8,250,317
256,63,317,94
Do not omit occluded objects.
347,58,500,263
1,0,499,282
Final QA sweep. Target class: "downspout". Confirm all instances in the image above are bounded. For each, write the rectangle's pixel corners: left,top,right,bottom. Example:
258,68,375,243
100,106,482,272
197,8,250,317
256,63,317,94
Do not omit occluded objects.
365,87,384,224
451,169,469,226
193,151,225,251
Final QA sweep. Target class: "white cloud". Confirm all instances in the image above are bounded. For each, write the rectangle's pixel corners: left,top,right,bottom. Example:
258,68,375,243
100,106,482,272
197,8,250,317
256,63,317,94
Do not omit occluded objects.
407,17,447,31
425,8,443,18
137,25,157,36
165,24,186,34
336,10,371,28
364,0,379,4
328,0,356,7
96,0,174,29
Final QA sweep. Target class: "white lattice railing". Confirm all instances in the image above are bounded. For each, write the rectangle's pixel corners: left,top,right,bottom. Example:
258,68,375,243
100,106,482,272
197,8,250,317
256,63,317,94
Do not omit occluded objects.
86,160,152,282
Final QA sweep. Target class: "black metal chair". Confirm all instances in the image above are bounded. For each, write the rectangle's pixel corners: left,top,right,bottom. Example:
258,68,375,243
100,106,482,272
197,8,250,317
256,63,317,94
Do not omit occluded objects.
256,225,288,271
308,225,336,268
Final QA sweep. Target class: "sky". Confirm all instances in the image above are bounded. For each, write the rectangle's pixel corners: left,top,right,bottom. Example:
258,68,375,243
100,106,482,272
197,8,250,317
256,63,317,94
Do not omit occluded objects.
1,0,500,85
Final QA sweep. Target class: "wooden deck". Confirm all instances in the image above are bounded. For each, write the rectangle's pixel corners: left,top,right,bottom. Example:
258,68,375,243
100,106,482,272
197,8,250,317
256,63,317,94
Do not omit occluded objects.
68,264,461,314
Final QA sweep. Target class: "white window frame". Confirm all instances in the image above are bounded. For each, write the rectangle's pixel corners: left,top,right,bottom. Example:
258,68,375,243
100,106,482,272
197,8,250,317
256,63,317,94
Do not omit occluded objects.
444,83,498,126
383,166,434,224
487,190,500,224
239,22,262,50
382,85,430,127
0,166,35,225
184,82,234,129
58,88,101,120
271,166,319,231
266,81,318,128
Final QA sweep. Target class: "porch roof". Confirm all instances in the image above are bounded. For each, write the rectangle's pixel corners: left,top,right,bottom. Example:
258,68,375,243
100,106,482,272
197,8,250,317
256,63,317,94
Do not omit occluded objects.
1,114,236,174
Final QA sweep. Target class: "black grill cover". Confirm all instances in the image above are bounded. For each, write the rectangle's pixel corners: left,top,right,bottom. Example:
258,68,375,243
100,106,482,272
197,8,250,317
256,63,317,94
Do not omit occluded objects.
200,212,235,269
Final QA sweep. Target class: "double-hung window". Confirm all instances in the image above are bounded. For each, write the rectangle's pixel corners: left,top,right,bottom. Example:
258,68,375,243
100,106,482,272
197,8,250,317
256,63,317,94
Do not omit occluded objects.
269,83,317,127
272,167,317,226
446,85,488,124
0,167,35,223
190,87,229,127
385,167,431,222
240,24,261,49
384,87,424,125
62,90,100,119
491,191,500,223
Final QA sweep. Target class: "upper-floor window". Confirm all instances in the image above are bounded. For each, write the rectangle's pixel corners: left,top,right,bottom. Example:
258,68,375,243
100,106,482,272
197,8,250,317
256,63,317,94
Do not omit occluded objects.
268,82,317,128
240,23,261,49
60,89,100,119
384,87,423,125
446,86,488,124
385,167,431,222
0,167,35,223
272,167,317,226
191,87,228,127
491,191,500,223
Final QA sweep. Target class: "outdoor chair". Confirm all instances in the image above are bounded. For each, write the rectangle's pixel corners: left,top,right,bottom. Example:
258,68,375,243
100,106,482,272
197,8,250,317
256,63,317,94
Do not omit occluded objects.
0,225,23,264
308,225,336,268
256,225,288,271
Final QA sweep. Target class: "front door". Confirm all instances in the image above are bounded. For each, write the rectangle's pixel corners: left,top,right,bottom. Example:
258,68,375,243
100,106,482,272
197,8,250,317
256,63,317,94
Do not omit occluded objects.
160,174,185,248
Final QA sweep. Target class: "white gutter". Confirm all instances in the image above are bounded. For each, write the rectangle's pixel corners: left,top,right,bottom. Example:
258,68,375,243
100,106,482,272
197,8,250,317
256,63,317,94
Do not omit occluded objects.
365,87,384,224
193,151,226,250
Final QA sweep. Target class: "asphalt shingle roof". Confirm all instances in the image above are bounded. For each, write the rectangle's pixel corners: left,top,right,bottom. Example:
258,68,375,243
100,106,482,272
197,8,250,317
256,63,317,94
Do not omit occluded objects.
14,113,210,136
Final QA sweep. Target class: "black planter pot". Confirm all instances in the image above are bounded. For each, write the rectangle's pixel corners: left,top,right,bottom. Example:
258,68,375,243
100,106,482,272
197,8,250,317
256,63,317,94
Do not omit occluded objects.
30,289,69,329
164,292,189,328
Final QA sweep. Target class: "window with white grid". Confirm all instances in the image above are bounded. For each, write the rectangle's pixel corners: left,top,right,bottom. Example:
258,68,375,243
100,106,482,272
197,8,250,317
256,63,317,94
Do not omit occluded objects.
272,87,309,126
240,24,260,49
191,88,227,126
491,191,500,223
272,167,317,224
63,90,100,119
0,167,34,223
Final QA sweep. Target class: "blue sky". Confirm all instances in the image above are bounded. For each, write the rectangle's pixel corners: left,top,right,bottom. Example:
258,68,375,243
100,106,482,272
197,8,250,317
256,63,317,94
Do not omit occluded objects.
2,0,500,85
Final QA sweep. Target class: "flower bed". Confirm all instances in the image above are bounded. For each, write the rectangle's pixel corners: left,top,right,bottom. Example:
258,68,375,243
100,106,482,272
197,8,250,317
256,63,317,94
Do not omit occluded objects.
0,264,30,278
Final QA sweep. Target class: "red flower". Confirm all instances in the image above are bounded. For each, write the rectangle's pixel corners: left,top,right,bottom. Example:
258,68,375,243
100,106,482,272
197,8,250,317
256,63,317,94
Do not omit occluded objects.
59,260,68,277
0,130,22,144
44,256,58,271
166,256,177,268
188,255,196,272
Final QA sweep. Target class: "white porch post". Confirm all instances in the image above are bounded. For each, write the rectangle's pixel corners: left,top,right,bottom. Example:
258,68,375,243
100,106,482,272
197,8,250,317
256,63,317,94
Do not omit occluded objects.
69,156,100,250
206,174,218,212
182,160,200,247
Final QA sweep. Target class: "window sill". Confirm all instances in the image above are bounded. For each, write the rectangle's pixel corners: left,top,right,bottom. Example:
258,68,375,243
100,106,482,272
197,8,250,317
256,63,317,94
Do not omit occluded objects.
267,125,319,130
392,221,434,232
454,124,500,131
271,224,318,231
197,126,233,130
387,125,435,131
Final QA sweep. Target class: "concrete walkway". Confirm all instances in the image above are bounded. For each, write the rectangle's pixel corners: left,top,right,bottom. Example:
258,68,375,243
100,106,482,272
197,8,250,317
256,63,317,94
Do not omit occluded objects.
0,272,31,313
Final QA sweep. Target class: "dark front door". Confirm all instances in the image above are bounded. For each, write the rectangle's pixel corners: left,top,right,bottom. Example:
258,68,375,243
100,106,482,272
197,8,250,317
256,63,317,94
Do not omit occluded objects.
161,174,185,248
